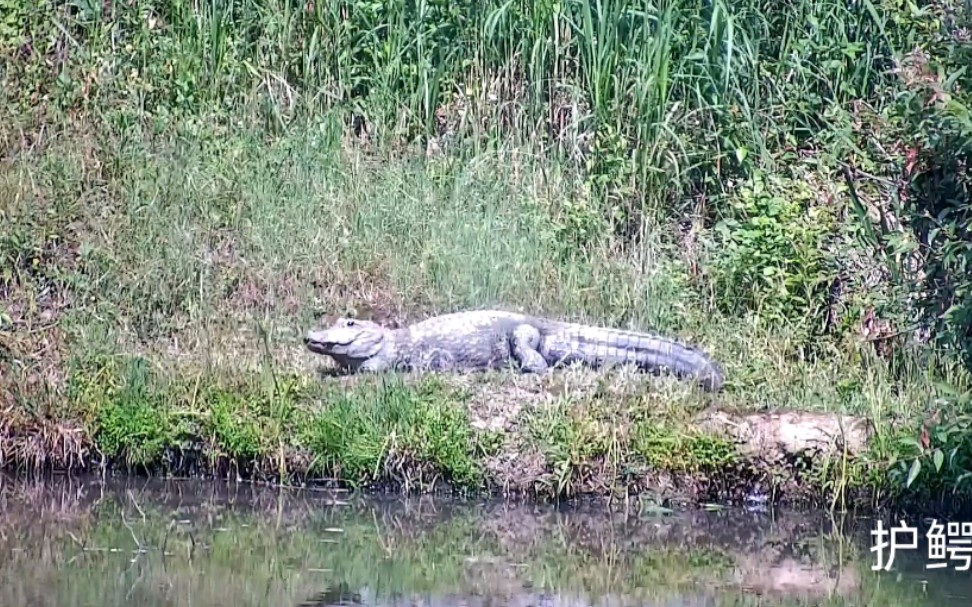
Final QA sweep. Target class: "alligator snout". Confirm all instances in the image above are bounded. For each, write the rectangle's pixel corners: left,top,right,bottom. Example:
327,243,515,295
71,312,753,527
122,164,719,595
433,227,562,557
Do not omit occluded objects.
304,335,328,354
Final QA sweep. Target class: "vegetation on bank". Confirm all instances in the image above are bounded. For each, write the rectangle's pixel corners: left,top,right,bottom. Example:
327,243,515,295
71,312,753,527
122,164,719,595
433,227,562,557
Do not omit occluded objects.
1,0,971,505
2,353,791,501
0,349,958,514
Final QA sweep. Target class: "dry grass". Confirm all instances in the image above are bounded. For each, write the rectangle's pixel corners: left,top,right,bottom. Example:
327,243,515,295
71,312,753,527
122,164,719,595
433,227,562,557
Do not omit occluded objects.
0,411,92,473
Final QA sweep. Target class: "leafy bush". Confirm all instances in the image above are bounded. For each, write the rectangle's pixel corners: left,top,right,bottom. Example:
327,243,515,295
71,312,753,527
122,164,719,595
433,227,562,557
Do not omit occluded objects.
708,172,839,334
894,46,972,367
888,384,972,496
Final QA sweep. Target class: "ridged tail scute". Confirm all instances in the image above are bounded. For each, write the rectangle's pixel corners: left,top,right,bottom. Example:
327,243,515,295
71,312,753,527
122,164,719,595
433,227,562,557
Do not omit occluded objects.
567,325,725,391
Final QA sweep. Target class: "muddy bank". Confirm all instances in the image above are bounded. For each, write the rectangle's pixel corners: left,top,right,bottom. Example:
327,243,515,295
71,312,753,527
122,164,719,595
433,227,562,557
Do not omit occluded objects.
0,353,902,512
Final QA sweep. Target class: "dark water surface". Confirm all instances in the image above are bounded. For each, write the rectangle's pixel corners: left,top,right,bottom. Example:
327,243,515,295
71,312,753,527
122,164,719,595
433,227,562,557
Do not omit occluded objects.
0,475,969,606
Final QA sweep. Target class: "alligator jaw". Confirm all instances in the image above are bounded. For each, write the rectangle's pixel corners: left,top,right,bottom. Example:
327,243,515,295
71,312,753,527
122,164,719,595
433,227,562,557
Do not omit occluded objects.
303,336,328,354
303,333,353,354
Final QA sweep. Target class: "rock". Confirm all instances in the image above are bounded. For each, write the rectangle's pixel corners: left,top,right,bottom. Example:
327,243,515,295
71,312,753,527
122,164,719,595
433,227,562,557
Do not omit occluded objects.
695,410,873,463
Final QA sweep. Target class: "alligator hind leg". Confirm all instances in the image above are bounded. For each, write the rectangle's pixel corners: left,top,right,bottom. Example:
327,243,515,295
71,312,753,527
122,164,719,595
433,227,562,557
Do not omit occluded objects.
510,324,549,373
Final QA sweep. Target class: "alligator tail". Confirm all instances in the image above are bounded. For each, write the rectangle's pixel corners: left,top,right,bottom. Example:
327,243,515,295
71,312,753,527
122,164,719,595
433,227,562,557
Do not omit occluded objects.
565,324,725,391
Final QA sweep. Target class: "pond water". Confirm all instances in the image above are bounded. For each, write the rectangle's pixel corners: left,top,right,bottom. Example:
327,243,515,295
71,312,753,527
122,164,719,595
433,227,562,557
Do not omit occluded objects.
0,475,969,606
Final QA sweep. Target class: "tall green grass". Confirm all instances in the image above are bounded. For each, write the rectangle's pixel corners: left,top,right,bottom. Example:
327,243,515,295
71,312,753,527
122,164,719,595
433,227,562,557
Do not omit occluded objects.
0,0,924,217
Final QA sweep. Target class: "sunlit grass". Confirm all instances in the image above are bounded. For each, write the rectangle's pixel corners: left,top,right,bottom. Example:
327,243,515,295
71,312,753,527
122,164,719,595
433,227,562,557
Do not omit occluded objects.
1,0,970,501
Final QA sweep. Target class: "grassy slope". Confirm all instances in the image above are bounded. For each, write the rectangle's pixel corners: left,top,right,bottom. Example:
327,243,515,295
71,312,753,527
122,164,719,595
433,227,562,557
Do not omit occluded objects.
1,0,970,506
0,119,944,506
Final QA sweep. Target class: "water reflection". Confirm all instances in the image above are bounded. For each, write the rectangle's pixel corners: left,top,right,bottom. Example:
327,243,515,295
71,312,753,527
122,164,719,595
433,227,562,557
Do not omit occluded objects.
0,474,967,606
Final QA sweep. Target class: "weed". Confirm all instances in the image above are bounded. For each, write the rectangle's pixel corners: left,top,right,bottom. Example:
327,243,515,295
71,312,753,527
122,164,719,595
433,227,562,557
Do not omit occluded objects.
709,171,839,338
91,358,190,468
881,383,972,498
632,421,738,475
297,377,482,489
207,389,266,463
526,400,618,496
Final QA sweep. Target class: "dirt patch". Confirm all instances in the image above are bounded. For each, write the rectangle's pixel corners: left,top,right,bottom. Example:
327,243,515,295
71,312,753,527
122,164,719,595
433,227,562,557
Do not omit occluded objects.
482,447,548,494
462,374,551,432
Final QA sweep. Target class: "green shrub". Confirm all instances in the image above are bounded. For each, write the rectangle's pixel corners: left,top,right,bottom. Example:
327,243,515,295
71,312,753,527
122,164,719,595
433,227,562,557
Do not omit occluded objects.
893,48,972,368
708,172,839,334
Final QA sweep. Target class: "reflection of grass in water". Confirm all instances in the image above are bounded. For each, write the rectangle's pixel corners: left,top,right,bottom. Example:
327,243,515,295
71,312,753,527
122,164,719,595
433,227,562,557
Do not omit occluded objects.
0,483,948,607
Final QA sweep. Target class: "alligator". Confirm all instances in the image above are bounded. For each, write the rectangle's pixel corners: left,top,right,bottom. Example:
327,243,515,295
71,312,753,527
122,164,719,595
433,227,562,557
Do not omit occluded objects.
304,310,725,392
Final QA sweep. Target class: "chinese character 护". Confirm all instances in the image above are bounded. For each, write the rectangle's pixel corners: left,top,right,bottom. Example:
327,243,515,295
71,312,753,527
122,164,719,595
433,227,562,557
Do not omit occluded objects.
872,519,918,571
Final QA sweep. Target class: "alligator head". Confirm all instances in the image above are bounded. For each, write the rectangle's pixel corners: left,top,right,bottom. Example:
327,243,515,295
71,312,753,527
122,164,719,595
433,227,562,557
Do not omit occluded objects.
304,317,388,369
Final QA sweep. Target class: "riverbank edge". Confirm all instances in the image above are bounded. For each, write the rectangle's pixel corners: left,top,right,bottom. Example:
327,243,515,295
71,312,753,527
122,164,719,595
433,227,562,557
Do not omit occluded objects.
1,354,962,518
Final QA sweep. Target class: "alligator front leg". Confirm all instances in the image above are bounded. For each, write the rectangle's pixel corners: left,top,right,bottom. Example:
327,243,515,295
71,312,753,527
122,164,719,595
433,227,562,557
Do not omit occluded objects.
358,357,395,373
510,324,549,373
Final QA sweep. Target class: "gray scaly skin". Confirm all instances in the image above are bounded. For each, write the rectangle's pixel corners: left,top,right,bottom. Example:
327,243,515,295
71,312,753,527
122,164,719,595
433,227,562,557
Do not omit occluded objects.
304,310,726,392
